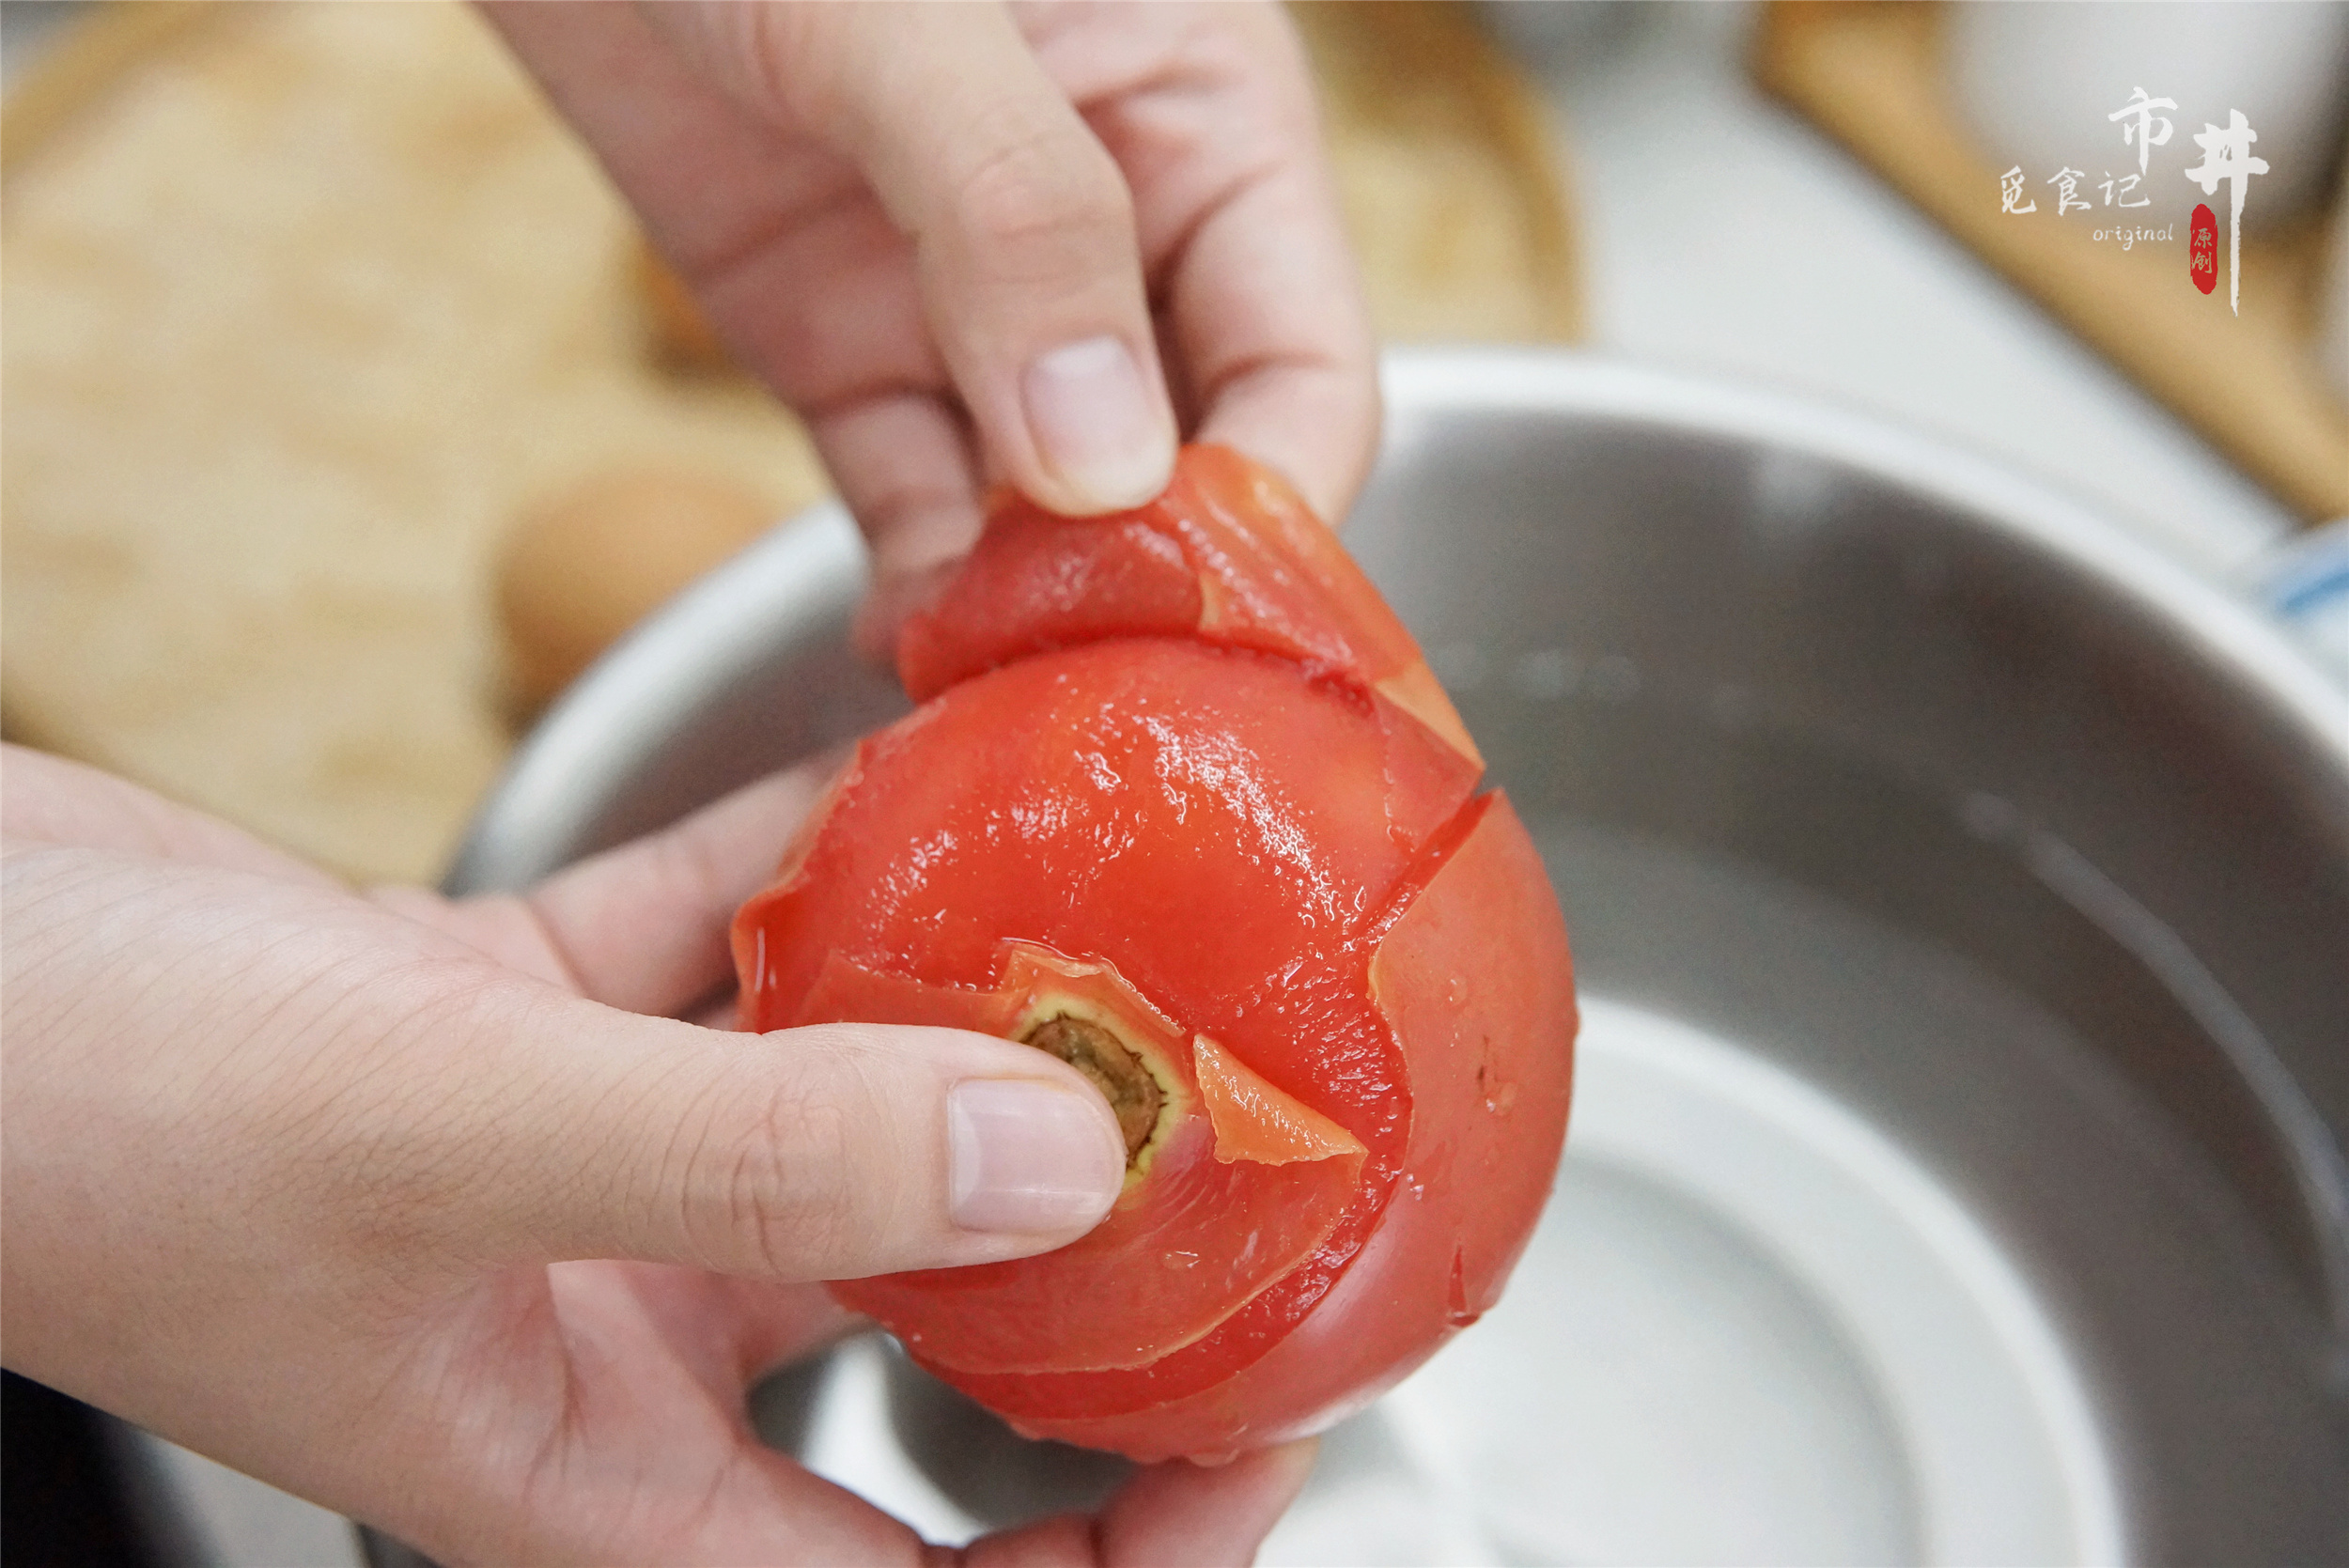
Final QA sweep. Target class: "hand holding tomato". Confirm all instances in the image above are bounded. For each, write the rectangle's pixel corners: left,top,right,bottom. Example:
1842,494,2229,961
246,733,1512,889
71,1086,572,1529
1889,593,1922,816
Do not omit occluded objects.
488,0,1379,654
737,447,1579,1461
1,746,1320,1562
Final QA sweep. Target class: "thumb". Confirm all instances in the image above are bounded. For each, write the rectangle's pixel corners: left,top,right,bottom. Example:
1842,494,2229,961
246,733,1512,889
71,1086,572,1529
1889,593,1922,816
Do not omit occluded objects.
646,1,1179,516
460,995,1128,1281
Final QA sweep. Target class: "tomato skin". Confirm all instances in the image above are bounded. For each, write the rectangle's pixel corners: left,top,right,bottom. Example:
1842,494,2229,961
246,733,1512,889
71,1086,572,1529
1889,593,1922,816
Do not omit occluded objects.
738,640,1423,1377
730,446,1575,1459
739,640,1473,1028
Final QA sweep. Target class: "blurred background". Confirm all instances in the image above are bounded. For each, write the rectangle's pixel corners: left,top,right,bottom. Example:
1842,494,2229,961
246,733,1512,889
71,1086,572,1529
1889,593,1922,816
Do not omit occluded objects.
4,4,2346,1566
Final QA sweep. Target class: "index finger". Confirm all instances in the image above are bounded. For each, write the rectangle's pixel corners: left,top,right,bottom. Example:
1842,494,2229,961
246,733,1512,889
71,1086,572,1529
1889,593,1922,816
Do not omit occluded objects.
1054,4,1378,523
961,1437,1319,1568
1174,158,1382,527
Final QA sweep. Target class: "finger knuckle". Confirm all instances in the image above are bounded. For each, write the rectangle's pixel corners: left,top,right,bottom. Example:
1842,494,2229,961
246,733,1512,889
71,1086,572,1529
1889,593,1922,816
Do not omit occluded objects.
955,130,1133,277
751,1084,864,1277
678,1046,885,1280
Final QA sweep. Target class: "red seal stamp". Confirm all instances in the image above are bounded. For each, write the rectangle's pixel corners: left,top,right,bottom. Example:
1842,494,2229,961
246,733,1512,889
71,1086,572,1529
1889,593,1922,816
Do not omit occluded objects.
2188,204,2218,296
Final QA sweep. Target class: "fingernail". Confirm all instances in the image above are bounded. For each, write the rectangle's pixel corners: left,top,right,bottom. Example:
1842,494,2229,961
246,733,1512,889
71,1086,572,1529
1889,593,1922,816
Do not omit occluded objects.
1021,335,1174,512
948,1079,1123,1234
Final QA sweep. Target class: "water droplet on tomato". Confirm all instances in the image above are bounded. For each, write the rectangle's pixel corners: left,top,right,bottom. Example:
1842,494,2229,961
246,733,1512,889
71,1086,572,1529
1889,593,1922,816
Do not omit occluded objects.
1162,1250,1201,1271
1444,976,1468,1004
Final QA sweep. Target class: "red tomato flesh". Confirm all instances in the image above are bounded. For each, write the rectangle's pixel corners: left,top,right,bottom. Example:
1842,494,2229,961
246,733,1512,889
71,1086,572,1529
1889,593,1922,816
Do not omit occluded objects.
732,446,1575,1460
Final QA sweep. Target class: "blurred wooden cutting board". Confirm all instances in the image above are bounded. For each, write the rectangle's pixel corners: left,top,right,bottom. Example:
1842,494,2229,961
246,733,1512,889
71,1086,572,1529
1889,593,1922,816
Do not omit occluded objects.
2,0,1579,884
1754,0,2348,524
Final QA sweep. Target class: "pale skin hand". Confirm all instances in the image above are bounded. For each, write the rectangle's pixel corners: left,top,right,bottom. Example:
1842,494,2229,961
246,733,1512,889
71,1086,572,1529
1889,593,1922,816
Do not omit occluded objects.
5,4,1374,1560
1,746,1314,1564
483,0,1380,651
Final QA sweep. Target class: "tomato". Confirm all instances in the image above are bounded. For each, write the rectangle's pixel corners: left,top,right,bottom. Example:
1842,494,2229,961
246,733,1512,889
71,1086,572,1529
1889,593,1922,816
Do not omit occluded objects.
733,445,1576,1461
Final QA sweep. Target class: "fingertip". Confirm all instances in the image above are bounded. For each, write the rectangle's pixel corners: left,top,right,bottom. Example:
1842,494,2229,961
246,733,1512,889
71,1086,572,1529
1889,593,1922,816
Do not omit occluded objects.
945,1076,1125,1238
1195,360,1381,528
852,556,958,667
517,1017,1128,1283
1020,334,1178,516
1099,1436,1320,1568
1220,1435,1320,1510
1258,1434,1323,1484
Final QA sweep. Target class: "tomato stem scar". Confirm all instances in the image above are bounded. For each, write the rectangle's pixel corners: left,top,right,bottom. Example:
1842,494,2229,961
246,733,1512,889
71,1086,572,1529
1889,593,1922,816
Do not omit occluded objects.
1020,1014,1162,1163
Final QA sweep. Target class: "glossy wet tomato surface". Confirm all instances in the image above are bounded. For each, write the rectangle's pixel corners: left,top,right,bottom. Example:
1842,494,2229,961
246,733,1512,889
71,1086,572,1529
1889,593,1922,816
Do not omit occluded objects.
733,446,1576,1461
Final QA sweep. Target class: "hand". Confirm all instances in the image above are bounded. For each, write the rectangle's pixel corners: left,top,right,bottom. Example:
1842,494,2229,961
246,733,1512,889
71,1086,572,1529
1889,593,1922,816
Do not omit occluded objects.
485,0,1379,650
1,744,1314,1564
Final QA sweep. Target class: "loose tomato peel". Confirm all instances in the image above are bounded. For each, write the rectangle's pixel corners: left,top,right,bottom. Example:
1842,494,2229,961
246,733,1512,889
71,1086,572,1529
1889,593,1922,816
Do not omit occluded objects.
1193,1034,1368,1166
899,445,1481,774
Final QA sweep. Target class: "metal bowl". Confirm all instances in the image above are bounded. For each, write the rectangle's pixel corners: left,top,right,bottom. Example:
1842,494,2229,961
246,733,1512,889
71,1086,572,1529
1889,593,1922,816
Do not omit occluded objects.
448,350,2349,1566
